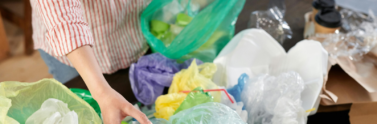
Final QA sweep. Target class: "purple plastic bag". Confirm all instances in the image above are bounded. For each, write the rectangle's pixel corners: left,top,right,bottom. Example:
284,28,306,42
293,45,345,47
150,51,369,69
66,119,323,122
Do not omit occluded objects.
129,53,202,105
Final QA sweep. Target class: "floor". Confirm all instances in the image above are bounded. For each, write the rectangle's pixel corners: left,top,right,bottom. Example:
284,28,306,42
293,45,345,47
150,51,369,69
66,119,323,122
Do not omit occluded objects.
0,0,52,82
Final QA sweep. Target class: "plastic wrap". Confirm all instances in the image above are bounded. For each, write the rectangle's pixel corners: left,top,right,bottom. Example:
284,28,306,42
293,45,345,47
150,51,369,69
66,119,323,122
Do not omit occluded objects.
129,53,202,105
241,72,307,124
141,0,246,62
0,79,101,124
310,9,377,92
168,60,220,101
169,102,246,124
174,87,213,114
248,3,292,44
25,98,78,124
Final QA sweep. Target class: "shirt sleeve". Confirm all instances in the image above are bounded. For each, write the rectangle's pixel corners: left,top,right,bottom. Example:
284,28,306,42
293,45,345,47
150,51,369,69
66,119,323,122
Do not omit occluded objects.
37,0,93,56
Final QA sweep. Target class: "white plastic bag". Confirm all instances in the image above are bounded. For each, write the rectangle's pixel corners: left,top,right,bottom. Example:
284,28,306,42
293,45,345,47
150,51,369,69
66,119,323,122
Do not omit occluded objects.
213,29,328,115
25,98,78,124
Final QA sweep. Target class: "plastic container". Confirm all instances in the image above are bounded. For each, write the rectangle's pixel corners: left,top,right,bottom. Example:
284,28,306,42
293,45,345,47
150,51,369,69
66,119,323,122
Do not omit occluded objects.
212,29,328,115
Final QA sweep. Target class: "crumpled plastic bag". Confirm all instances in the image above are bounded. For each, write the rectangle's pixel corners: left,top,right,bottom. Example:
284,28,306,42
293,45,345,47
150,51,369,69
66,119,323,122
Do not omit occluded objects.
168,60,220,101
241,72,307,124
130,53,202,105
25,98,78,124
174,87,213,114
0,79,101,124
154,93,187,120
169,102,246,124
248,0,292,44
227,73,249,102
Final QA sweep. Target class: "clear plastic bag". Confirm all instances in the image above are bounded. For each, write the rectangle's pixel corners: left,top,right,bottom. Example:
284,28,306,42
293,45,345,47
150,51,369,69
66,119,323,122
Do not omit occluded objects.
310,9,377,92
241,72,307,124
169,102,246,124
247,0,292,44
0,79,101,124
25,98,78,124
129,53,202,105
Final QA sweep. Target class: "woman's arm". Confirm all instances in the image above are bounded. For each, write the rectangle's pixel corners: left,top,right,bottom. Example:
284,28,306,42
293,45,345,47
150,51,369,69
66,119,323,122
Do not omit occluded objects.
67,46,150,124
36,0,150,123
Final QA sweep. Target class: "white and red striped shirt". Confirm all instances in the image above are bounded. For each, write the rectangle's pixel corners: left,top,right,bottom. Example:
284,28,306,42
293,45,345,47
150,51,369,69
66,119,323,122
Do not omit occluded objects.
31,0,150,73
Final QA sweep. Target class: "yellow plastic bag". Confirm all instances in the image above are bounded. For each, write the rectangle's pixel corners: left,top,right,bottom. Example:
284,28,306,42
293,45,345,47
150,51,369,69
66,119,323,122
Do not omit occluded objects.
168,60,220,101
168,60,218,94
154,93,187,120
0,79,101,124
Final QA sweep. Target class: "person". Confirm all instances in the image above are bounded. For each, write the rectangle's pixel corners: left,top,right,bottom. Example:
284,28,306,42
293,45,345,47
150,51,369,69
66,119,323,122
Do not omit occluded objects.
30,0,152,123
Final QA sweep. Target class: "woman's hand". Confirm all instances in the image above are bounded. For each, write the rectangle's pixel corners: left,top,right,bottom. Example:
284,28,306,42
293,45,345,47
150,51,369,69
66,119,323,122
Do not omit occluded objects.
95,88,151,124
66,46,151,124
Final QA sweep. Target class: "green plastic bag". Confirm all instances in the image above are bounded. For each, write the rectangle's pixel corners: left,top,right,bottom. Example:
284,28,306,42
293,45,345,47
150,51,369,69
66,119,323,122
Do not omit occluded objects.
141,0,246,62
0,79,102,124
174,87,213,114
70,88,101,118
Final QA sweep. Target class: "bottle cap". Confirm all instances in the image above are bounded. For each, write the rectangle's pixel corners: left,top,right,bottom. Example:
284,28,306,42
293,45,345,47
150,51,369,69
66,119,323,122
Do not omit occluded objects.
315,8,342,28
312,0,335,9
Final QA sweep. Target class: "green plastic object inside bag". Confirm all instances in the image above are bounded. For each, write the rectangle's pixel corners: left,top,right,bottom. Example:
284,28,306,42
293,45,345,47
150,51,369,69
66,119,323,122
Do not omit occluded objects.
174,87,213,114
0,79,102,124
141,0,246,62
70,88,101,118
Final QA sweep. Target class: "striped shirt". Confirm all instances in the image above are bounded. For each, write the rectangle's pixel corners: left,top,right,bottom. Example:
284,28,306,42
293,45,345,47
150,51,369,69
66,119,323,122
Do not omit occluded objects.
31,0,150,74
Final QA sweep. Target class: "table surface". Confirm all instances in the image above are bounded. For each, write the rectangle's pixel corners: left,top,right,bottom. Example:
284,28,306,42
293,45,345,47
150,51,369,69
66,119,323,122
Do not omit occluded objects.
65,0,351,123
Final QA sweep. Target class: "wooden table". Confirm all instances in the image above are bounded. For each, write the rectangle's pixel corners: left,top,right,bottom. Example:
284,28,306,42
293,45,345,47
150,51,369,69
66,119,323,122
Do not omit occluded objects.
65,0,350,123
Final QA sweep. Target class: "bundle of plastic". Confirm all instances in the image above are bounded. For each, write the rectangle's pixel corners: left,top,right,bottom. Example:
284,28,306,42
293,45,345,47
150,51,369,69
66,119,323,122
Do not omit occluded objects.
25,98,78,124
310,8,377,92
129,53,202,105
241,72,307,124
134,103,245,124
